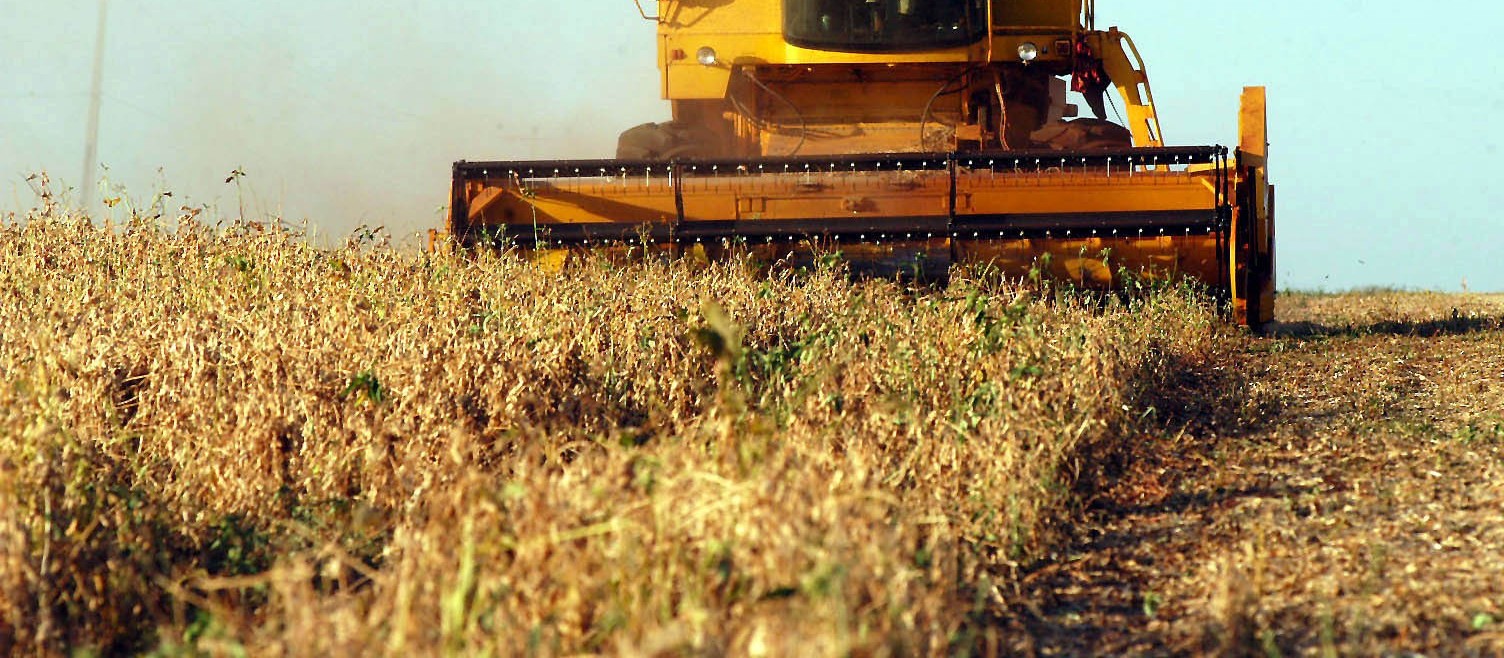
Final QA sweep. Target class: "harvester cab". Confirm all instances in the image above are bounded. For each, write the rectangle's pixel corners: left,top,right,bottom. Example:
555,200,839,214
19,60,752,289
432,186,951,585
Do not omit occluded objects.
444,0,1276,326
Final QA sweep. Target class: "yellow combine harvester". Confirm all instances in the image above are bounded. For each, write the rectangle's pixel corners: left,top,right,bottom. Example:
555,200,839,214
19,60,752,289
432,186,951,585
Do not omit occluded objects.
442,0,1275,325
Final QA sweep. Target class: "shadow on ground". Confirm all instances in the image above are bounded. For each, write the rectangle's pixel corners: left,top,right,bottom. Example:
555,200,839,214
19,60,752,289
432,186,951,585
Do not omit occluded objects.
994,343,1288,655
1267,314,1504,339
1136,348,1280,440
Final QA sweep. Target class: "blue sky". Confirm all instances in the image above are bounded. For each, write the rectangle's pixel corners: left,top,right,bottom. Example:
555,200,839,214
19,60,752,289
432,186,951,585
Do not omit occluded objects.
2,1,1501,291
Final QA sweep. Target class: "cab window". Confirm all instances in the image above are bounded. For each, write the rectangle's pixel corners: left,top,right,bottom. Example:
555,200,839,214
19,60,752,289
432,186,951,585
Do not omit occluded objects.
784,0,989,52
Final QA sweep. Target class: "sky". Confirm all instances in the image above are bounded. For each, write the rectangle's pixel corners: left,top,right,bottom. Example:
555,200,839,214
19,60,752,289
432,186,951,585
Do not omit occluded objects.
2,0,1502,291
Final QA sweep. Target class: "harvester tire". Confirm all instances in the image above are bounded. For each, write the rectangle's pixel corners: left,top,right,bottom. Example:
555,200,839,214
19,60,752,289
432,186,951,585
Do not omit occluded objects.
1030,118,1133,150
616,121,716,160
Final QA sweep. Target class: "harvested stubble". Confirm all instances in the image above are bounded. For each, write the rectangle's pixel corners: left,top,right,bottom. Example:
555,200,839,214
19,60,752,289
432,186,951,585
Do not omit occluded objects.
0,210,1216,656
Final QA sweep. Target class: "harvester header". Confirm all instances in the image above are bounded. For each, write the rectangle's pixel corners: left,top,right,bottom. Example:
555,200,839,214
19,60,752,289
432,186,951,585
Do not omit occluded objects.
442,0,1275,325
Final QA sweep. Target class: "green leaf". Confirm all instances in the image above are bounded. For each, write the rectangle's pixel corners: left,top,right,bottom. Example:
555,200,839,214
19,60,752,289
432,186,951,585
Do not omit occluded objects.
1473,612,1496,630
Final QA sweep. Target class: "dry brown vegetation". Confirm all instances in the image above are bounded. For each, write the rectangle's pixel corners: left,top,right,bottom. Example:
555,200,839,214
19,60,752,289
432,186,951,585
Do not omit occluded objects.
1016,291,1504,656
0,197,1219,657
5,183,1502,657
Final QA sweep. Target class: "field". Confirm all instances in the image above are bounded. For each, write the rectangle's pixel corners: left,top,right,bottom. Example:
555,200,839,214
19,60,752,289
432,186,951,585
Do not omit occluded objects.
1,201,1501,656
1016,291,1504,656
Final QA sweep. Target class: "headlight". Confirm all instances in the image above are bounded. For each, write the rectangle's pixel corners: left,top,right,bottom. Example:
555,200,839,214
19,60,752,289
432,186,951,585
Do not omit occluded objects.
1017,42,1039,63
696,47,718,66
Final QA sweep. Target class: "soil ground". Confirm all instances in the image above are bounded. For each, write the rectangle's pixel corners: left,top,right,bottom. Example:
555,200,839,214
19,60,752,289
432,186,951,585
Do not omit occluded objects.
1005,291,1504,657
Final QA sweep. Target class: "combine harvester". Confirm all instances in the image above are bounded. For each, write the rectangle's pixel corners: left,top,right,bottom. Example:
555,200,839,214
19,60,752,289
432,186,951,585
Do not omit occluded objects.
441,0,1275,325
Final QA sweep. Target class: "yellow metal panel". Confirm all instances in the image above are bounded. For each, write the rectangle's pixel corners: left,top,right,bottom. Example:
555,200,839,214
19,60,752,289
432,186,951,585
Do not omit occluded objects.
471,169,1219,231
1238,86,1273,325
474,180,679,227
659,0,778,36
666,60,737,100
679,171,951,222
960,172,1216,214
663,34,985,99
1240,86,1268,167
666,34,984,65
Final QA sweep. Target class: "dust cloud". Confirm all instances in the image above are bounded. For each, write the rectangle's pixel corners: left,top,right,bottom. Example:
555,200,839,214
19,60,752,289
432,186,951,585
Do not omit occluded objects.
2,1,664,246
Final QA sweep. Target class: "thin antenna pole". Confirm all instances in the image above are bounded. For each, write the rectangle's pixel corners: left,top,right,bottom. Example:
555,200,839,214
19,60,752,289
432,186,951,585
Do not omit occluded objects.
81,0,109,214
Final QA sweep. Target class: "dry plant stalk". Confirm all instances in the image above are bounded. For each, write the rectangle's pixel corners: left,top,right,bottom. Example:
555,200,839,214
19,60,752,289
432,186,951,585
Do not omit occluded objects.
0,204,1215,656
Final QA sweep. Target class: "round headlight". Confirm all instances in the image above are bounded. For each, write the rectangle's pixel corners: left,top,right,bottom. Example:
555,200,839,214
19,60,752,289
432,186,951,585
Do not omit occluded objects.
696,47,718,66
1017,42,1039,63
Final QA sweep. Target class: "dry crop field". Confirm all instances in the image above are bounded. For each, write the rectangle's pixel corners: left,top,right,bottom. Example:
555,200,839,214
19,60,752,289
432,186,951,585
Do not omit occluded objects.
1,198,1501,657
1013,291,1504,656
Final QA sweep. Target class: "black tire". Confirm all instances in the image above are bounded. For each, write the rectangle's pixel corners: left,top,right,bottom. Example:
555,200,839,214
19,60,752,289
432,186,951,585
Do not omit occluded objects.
1028,118,1133,150
616,121,716,160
